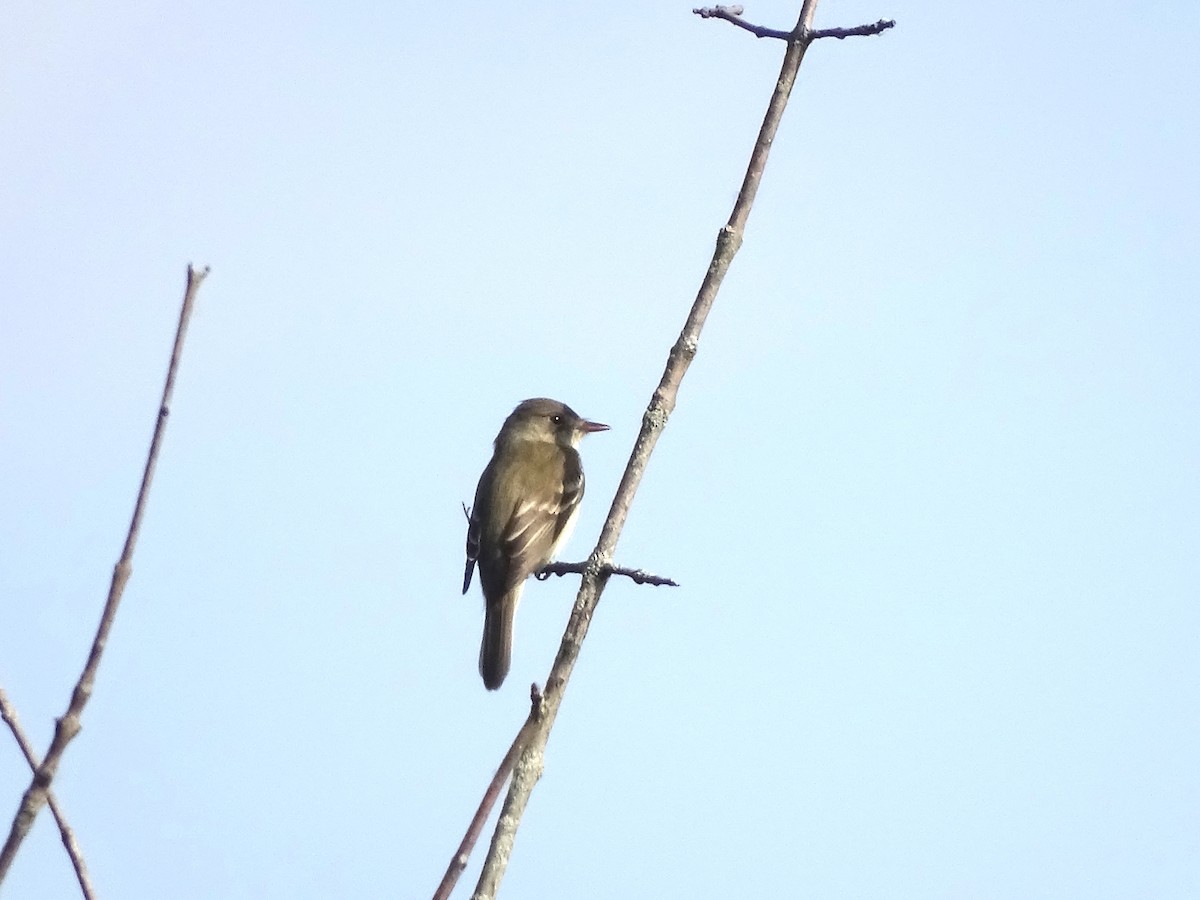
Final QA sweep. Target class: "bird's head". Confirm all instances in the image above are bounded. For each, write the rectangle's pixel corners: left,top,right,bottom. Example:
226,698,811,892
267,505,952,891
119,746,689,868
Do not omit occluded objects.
498,398,609,449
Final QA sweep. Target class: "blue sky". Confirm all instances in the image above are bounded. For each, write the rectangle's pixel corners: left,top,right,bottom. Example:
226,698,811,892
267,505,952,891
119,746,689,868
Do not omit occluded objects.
1,1,1197,897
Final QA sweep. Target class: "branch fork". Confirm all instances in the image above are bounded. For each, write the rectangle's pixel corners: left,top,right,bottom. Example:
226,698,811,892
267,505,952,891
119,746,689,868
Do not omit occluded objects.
0,264,209,895
693,5,894,42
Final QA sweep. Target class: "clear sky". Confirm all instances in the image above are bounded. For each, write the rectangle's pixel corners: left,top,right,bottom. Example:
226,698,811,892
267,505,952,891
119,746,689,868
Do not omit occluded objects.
2,1,1197,897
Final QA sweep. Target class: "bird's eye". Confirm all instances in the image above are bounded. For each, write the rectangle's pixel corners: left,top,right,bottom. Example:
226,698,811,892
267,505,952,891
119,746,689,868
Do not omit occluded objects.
550,414,562,425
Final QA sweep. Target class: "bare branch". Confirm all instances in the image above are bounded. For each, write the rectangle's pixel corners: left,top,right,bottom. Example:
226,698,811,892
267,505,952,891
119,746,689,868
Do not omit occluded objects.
0,264,209,883
432,686,544,900
469,1,881,895
693,5,894,43
0,689,95,899
692,5,793,40
811,20,895,40
536,561,679,588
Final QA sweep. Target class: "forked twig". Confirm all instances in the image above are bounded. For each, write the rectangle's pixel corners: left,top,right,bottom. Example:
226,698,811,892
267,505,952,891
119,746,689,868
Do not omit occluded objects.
0,264,209,884
432,687,544,900
0,689,95,899
693,5,894,41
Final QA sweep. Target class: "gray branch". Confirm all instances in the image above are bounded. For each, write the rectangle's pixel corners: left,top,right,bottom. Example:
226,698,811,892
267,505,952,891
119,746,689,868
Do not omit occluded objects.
466,0,896,896
537,561,679,587
692,5,894,42
432,686,545,900
0,264,209,886
0,689,95,899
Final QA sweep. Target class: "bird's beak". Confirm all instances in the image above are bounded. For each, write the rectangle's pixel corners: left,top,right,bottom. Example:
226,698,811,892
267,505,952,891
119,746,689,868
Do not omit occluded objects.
581,419,610,434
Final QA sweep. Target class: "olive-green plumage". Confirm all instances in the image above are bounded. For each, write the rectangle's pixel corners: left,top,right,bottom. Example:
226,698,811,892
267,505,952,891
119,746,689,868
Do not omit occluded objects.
463,399,608,690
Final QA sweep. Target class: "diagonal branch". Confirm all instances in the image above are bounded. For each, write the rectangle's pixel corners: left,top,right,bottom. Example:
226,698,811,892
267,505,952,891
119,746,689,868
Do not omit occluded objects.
0,264,209,884
0,689,95,900
466,1,897,896
432,686,545,900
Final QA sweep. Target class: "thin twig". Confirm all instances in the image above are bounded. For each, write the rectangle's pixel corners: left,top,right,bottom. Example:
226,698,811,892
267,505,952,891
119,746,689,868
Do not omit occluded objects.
811,20,894,40
693,5,793,39
0,689,95,900
693,2,743,13
463,504,675,584
433,687,544,900
693,6,894,42
537,561,678,587
0,264,209,884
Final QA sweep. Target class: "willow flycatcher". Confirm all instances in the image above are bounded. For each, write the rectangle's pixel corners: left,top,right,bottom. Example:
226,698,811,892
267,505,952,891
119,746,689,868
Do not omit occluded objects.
463,398,609,689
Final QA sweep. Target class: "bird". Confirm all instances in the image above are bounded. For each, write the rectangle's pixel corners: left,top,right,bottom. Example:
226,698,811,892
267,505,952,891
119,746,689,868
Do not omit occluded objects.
463,398,609,689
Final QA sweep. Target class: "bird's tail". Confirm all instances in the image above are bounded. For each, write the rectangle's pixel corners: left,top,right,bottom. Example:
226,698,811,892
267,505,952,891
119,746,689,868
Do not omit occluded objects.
479,586,521,690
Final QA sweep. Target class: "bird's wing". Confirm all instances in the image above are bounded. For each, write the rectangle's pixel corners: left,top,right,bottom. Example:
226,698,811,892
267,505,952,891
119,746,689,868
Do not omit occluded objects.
500,490,566,592
549,450,585,555
474,444,586,597
463,502,481,594
463,459,493,594
492,447,577,592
